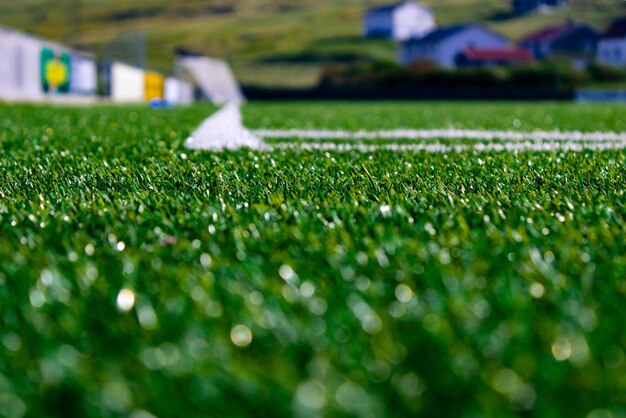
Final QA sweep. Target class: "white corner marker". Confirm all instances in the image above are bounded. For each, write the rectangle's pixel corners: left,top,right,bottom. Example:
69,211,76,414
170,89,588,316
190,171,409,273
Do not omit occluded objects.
185,103,266,151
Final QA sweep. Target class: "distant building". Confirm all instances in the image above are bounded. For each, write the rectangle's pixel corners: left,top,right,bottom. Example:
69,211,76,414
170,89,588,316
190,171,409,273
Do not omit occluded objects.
456,47,534,67
597,17,626,67
400,24,509,67
364,1,436,41
512,0,568,14
0,24,97,102
107,62,194,104
520,21,600,66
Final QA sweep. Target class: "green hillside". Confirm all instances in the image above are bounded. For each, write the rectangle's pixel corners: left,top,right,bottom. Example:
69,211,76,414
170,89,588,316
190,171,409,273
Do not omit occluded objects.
1,0,625,86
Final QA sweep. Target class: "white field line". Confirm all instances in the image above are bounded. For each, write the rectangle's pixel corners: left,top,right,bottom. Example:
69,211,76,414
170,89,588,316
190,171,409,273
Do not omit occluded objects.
270,140,626,153
254,129,626,142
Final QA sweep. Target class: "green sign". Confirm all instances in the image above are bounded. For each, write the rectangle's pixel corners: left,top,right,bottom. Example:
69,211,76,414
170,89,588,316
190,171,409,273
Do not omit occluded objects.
41,48,71,94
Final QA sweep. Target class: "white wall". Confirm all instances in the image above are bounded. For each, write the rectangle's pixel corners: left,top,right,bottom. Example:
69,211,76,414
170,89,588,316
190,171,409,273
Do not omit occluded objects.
70,55,97,95
111,62,145,102
392,3,435,41
165,77,194,105
0,26,98,102
401,26,509,67
0,28,45,102
597,38,626,67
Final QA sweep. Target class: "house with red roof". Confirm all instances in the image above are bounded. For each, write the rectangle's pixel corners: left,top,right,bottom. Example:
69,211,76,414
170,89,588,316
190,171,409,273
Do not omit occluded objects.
519,21,600,66
597,17,626,67
456,47,534,67
400,24,510,67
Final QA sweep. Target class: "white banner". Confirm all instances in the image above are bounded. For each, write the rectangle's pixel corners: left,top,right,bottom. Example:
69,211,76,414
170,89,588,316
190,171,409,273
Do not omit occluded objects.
0,27,45,101
165,77,194,104
111,62,145,102
70,55,97,95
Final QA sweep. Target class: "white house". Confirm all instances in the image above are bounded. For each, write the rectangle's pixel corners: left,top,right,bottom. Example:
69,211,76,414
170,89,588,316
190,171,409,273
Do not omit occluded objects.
400,24,510,67
596,17,626,67
364,1,436,42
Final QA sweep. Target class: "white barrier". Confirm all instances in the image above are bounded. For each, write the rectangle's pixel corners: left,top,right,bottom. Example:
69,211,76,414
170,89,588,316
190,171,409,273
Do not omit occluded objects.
0,27,45,102
111,62,145,103
70,55,97,95
165,77,194,105
0,25,97,102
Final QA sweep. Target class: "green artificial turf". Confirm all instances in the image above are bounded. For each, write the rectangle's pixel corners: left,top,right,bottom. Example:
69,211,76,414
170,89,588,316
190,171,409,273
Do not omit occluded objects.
1,102,626,418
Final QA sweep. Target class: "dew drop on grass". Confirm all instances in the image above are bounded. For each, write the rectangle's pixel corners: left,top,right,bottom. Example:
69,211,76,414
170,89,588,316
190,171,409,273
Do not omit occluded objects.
230,325,252,347
551,338,572,361
362,314,382,335
279,264,295,281
529,282,545,299
395,284,414,303
116,289,135,312
2,332,22,352
29,289,45,308
300,282,315,298
137,305,158,330
295,380,327,410
200,253,212,268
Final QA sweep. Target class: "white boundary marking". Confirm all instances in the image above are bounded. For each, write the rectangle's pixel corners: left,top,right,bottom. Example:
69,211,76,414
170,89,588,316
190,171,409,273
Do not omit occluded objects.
185,107,626,152
254,129,626,142
269,141,626,153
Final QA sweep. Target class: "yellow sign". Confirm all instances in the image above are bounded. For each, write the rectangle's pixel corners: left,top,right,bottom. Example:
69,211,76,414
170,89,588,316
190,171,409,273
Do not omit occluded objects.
41,48,71,93
46,60,69,87
145,72,165,101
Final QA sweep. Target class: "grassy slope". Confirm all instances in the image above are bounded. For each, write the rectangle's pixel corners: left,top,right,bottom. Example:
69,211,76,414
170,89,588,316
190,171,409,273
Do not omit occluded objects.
1,102,626,417
1,0,625,86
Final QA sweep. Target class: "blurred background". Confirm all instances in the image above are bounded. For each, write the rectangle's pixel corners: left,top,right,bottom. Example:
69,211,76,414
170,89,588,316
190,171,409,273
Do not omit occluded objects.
0,0,626,86
1,0,626,100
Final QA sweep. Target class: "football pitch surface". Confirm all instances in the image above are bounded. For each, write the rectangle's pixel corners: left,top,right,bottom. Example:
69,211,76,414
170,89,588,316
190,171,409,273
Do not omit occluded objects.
1,101,626,418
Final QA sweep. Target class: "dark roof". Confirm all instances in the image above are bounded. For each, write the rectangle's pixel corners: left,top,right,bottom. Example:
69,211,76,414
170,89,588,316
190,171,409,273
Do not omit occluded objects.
520,22,598,44
605,16,626,38
521,23,574,43
419,24,469,43
461,47,534,61
404,24,505,45
367,1,429,14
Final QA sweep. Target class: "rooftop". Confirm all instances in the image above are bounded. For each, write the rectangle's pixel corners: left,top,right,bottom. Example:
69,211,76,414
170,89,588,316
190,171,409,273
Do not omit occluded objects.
605,16,626,38
461,47,534,61
520,21,598,44
403,24,504,44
